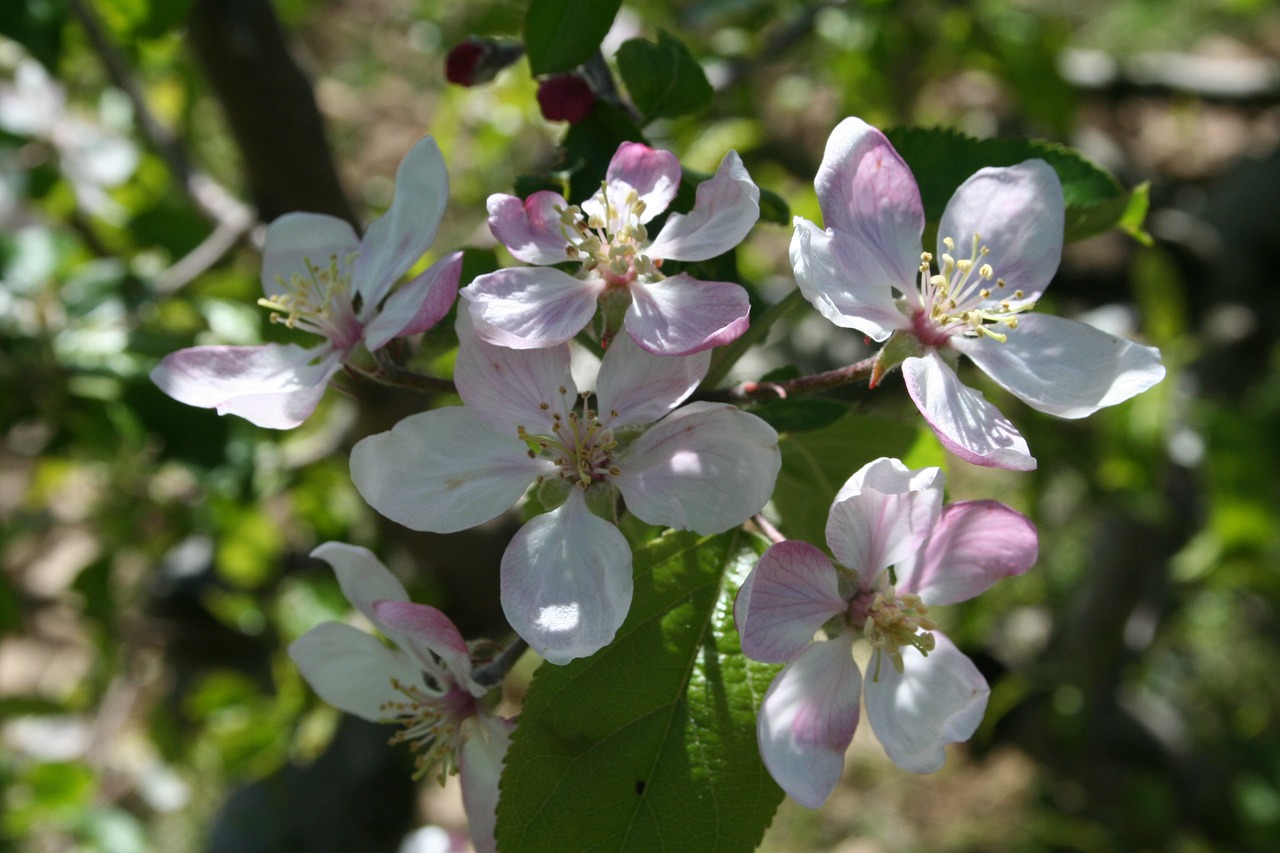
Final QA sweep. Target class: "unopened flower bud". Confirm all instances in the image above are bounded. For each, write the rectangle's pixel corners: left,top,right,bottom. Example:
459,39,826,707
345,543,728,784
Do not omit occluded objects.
537,74,596,123
444,37,524,87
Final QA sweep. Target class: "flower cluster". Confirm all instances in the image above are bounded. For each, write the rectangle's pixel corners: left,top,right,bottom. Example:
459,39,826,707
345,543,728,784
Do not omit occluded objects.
152,117,1167,823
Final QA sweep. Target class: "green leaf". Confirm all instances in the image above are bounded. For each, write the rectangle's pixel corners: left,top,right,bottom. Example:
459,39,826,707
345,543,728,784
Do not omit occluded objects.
0,0,67,69
616,30,713,121
885,126,1149,243
747,397,850,434
561,100,646,202
772,411,945,546
496,530,784,853
523,0,621,76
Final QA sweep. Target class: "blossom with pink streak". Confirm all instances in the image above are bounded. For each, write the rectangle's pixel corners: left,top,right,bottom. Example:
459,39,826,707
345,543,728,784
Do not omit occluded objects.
734,457,1038,808
151,135,462,429
791,117,1165,469
350,316,780,665
461,141,759,356
288,543,511,853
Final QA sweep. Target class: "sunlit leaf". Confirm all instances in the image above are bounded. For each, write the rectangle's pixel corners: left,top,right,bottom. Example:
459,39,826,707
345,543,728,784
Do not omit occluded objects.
617,30,712,121
524,0,621,76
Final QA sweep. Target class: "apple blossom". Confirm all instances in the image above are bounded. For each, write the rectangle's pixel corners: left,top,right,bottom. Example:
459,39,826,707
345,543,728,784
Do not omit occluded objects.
151,135,462,429
461,141,759,356
791,117,1166,469
288,542,512,853
734,457,1038,808
350,316,780,665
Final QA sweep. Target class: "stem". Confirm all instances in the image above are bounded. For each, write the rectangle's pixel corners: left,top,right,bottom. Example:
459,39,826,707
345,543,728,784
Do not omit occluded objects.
354,348,457,395
701,289,807,390
473,637,529,688
751,513,786,545
700,354,878,403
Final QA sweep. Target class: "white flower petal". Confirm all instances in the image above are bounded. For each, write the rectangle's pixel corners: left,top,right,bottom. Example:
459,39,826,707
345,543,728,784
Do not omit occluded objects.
624,274,750,356
288,622,421,721
461,266,604,349
309,542,408,626
595,331,708,427
487,191,573,265
459,715,513,853
372,600,483,695
896,501,1038,606
614,402,780,534
901,352,1036,471
584,142,680,226
790,219,910,342
454,313,577,433
260,213,360,300
826,458,943,582
956,313,1166,419
735,540,846,664
500,491,633,664
361,251,462,350
938,160,1063,304
350,408,551,533
646,150,759,262
757,633,860,809
863,632,989,774
353,135,450,307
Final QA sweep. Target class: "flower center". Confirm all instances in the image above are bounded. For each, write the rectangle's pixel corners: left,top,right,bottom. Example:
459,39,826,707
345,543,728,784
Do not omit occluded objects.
848,573,937,679
557,184,658,287
257,252,363,349
519,391,622,489
381,677,477,782
913,233,1033,346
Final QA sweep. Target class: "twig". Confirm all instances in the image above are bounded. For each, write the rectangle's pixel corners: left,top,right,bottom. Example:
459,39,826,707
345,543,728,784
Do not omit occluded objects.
700,354,878,403
473,637,529,688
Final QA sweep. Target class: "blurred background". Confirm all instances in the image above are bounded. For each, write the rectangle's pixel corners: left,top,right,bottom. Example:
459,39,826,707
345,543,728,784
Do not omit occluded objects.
1,0,1278,851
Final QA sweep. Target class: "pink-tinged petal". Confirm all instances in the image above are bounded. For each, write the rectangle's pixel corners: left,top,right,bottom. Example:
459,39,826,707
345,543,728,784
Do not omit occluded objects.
646,150,759,262
459,714,513,853
461,266,603,349
454,313,576,433
954,313,1166,419
735,540,846,664
863,631,989,774
897,501,1037,606
625,274,750,356
826,458,943,583
791,219,910,342
594,331,708,427
487,192,573,265
500,491,632,664
814,117,924,292
372,600,484,696
902,352,1036,471
352,135,450,307
938,160,1063,303
350,407,551,533
757,633,860,809
309,542,408,627
615,402,780,534
362,251,462,350
150,343,341,429
584,142,680,226
288,622,422,721
260,213,360,299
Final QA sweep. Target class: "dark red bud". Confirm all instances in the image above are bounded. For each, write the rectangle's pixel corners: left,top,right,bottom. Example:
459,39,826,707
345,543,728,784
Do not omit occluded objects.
537,74,597,123
445,37,524,87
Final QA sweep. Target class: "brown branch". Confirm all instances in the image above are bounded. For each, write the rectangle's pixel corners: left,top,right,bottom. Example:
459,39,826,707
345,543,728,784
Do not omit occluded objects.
700,355,878,403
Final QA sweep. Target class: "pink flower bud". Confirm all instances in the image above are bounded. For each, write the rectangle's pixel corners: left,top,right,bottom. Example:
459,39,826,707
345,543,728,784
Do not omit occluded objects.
536,74,596,123
445,37,523,87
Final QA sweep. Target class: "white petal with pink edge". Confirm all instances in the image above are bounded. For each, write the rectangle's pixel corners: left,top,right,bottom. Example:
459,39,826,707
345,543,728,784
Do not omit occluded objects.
487,191,573,265
791,219,912,342
955,312,1166,419
350,407,552,533
462,265,603,349
584,142,679,226
757,633,860,809
288,621,423,721
362,251,462,350
938,160,1063,305
459,714,513,853
624,274,750,356
614,402,780,534
735,540,846,665
646,150,759,262
372,600,485,697
259,213,360,300
500,491,632,664
901,352,1036,471
454,313,576,434
863,631,989,774
896,500,1037,606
